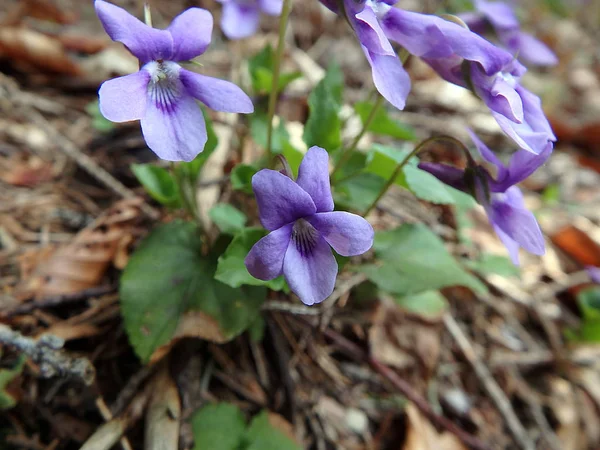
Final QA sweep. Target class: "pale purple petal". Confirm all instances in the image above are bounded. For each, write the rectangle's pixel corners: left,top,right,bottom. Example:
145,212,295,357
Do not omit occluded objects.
140,93,207,162
98,70,149,122
296,146,334,213
363,46,410,111
492,142,553,192
471,66,524,123
518,85,556,141
381,8,513,75
417,162,467,192
474,0,520,29
94,0,173,63
586,266,600,284
252,170,316,231
180,69,253,113
488,186,545,256
221,3,260,40
283,236,337,305
168,7,213,61
499,31,558,66
493,224,522,265
468,130,504,171
307,212,374,256
352,6,395,55
259,0,283,15
245,224,293,280
492,112,551,155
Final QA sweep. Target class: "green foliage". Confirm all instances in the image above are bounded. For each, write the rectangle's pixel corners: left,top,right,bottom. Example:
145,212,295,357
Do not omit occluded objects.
393,291,449,320
303,64,344,150
366,145,463,205
334,173,386,212
0,356,25,410
191,403,247,450
354,101,416,141
86,100,115,133
231,164,259,194
250,114,291,154
131,164,181,207
209,204,247,235
360,224,487,296
191,403,301,450
465,254,520,278
120,221,266,362
215,227,286,291
248,45,302,95
567,287,600,343
541,183,560,206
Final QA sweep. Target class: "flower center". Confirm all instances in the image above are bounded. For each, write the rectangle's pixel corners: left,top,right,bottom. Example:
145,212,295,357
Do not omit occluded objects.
496,71,517,88
144,60,181,113
292,219,319,256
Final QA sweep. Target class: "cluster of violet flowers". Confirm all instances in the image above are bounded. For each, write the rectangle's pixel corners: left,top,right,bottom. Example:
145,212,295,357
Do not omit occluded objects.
94,0,557,305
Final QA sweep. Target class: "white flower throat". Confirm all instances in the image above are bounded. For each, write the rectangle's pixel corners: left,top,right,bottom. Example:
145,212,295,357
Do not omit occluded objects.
145,60,182,112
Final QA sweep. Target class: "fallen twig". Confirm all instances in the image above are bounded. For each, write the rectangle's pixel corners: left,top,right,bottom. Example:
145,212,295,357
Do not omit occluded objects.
0,324,95,385
443,314,535,450
145,365,181,450
301,319,491,450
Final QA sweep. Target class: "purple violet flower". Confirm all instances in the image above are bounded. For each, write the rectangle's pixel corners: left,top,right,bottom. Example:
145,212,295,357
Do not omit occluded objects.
461,0,558,67
586,266,600,284
320,0,555,155
217,0,283,40
244,146,374,305
95,0,254,162
419,132,551,264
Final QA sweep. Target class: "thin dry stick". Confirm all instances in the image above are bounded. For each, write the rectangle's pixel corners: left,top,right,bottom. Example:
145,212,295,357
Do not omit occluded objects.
310,321,491,450
0,324,95,385
95,397,134,450
28,110,159,220
443,314,535,450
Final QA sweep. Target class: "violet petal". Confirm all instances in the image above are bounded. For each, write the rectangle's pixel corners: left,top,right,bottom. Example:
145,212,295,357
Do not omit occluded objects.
98,70,150,122
296,146,334,213
252,170,316,231
283,235,337,305
245,224,293,280
168,7,213,61
180,69,254,114
307,211,374,257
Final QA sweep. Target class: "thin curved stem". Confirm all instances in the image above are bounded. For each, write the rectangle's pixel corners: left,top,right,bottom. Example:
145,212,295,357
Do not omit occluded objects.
332,94,384,180
265,0,293,165
362,135,469,217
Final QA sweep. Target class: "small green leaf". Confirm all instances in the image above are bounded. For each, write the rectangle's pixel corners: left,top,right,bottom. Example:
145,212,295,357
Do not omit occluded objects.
359,224,487,296
334,172,386,212
393,291,448,320
120,221,266,362
303,64,343,150
578,287,600,321
209,204,247,235
365,145,457,205
176,109,218,184
86,100,115,133
464,254,520,278
215,227,286,291
282,143,304,179
191,403,247,450
131,164,181,207
354,101,416,141
231,164,259,194
248,45,302,95
250,114,290,154
0,356,25,410
245,411,301,450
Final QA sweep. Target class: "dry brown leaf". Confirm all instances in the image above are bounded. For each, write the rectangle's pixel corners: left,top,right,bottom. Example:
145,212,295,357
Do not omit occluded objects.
0,26,81,76
149,311,229,364
369,301,441,372
18,198,144,299
550,225,600,266
267,412,301,445
0,155,54,186
403,404,467,450
41,322,103,341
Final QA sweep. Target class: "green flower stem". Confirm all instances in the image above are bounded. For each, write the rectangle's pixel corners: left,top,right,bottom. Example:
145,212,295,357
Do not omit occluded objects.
265,0,293,165
362,135,469,217
144,3,152,26
331,94,384,181
170,163,200,223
